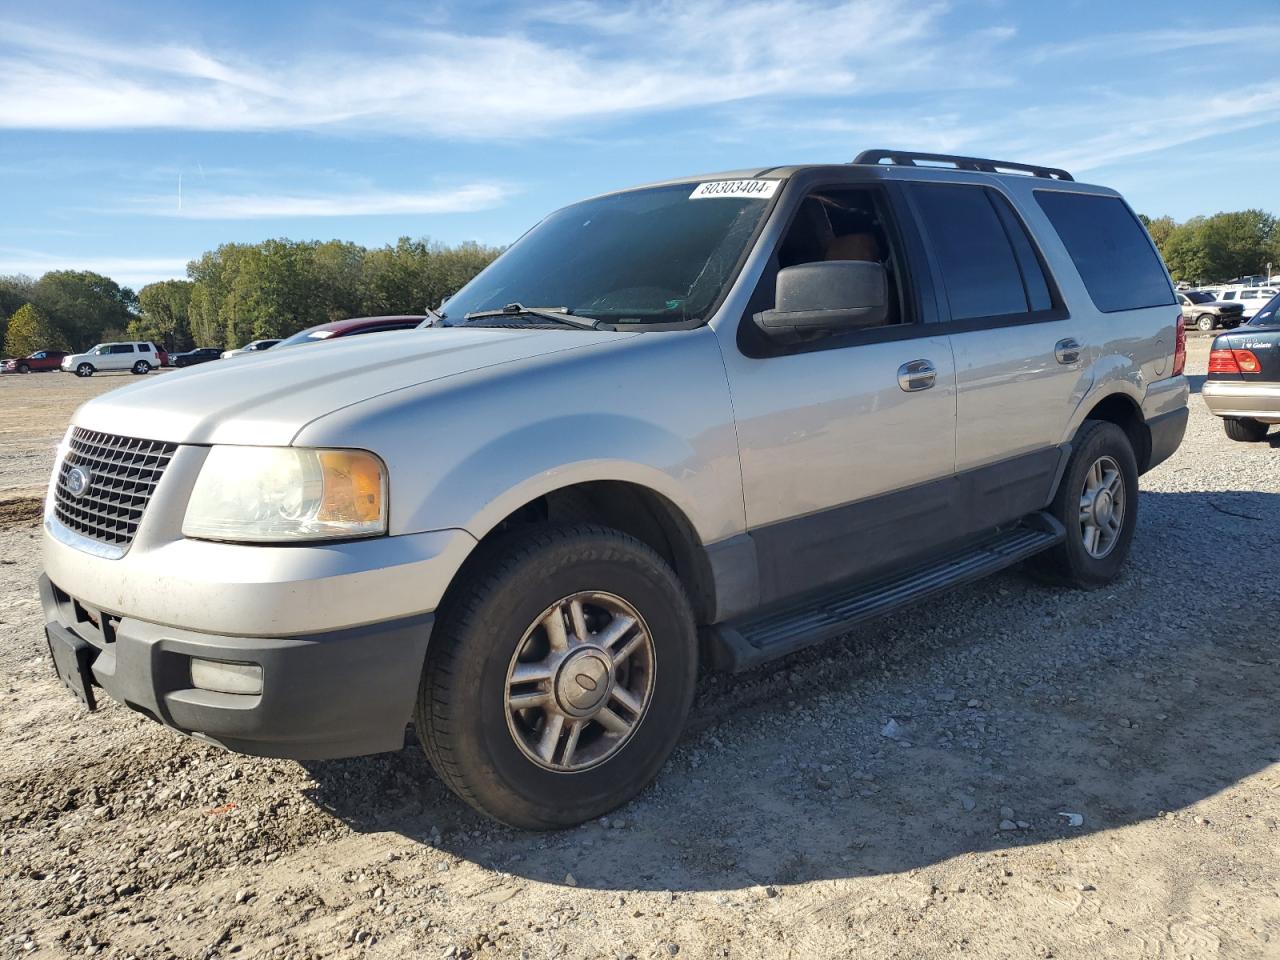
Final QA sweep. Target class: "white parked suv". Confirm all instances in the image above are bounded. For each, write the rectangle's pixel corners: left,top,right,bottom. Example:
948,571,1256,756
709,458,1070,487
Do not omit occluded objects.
61,341,163,377
40,150,1189,828
1216,287,1279,319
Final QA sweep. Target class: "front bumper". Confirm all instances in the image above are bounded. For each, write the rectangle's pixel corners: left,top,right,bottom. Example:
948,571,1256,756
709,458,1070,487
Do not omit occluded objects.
1202,380,1280,424
41,574,434,759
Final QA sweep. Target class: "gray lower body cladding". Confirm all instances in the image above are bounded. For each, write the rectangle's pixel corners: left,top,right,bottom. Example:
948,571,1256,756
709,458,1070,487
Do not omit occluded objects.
40,574,432,760
1145,407,1189,470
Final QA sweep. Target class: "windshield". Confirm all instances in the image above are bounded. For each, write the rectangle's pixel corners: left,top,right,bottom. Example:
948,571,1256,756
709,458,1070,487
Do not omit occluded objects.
1248,293,1280,325
1185,291,1213,304
440,181,778,326
276,328,336,348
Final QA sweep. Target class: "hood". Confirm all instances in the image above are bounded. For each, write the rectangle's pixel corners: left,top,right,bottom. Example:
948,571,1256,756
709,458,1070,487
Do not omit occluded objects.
72,327,636,446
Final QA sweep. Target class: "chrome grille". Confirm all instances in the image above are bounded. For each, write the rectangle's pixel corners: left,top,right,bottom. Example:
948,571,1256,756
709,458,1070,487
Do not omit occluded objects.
53,429,177,548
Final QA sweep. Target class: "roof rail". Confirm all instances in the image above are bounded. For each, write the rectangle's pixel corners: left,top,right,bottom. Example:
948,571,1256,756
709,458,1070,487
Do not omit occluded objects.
853,149,1073,182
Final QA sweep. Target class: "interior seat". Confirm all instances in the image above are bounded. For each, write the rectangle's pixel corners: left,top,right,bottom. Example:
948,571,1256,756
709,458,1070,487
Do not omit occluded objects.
825,232,882,262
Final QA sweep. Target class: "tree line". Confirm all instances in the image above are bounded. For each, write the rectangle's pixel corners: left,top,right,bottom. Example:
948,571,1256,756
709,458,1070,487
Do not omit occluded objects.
1,236,501,358
1139,209,1278,286
4,210,1278,359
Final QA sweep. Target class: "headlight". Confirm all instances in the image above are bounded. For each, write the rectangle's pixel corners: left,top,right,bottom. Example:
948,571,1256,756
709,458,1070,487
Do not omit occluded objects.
182,446,387,542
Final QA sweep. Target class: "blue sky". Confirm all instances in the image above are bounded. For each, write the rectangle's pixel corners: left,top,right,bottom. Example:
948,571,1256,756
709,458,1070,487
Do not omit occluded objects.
1,0,1278,290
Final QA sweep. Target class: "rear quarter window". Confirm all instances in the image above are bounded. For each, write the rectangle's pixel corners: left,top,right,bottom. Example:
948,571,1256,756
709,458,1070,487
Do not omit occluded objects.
1035,191,1173,313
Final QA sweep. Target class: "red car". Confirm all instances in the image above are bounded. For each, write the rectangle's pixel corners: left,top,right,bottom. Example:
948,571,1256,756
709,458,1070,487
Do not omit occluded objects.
273,315,430,349
2,349,68,374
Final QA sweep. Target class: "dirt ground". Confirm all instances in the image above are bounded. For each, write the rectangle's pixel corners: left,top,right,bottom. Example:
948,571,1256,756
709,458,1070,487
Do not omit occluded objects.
1,341,1277,960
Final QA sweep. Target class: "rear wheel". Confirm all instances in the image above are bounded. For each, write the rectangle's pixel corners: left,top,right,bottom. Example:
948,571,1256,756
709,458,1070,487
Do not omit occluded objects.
75,363,94,377
1029,420,1139,588
1195,313,1216,332
1223,417,1270,443
416,524,697,829
131,360,151,374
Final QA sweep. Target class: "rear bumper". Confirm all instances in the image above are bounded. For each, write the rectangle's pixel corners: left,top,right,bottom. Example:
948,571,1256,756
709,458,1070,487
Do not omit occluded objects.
40,574,433,759
1202,380,1280,424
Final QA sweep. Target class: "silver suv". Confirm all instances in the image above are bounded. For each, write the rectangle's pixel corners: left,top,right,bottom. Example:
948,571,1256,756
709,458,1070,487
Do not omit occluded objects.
40,150,1189,828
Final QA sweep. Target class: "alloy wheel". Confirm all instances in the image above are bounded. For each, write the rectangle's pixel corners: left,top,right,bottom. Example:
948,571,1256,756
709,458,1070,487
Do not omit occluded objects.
1079,454,1126,559
504,591,655,772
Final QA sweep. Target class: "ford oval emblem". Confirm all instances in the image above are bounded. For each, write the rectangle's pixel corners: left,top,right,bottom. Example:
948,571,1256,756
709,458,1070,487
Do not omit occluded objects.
66,466,91,499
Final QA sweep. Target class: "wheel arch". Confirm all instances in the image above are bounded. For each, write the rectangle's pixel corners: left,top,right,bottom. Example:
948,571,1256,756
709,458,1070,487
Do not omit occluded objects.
1077,390,1152,473
452,477,720,626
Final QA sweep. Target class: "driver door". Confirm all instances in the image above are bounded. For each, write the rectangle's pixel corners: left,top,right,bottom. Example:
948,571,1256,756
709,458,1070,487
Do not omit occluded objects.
717,184,958,604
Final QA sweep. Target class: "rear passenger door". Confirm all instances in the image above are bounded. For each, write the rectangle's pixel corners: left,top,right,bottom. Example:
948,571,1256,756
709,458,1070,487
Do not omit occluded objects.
105,343,136,370
906,181,1087,524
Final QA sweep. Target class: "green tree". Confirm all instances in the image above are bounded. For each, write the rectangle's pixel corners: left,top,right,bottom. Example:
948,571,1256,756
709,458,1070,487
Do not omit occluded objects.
0,274,35,318
1162,218,1209,283
184,236,500,349
360,237,501,316
1143,215,1177,254
3,303,69,357
32,270,137,350
1198,209,1275,280
130,280,194,351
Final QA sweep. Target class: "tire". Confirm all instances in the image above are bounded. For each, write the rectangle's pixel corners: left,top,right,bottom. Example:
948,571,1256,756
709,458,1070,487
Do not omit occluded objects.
131,360,151,375
1195,313,1215,332
16,363,29,374
1029,420,1139,589
1223,417,1269,442
416,523,697,829
75,363,94,378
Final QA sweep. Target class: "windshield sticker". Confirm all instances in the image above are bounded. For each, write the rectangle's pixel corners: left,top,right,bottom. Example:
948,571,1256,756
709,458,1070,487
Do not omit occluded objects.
689,179,780,200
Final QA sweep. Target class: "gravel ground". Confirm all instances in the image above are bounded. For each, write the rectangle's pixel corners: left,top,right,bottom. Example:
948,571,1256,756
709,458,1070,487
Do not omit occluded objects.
0,369,176,501
1,339,1278,959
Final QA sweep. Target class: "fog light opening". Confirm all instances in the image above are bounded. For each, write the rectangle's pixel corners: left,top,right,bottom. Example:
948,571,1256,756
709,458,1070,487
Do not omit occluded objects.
190,658,263,696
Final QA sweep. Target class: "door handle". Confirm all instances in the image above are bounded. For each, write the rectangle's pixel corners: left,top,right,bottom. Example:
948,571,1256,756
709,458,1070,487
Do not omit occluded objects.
1055,338,1081,365
898,359,937,392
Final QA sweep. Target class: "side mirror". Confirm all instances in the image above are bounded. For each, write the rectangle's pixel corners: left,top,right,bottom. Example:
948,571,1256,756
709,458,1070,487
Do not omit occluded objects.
754,260,888,343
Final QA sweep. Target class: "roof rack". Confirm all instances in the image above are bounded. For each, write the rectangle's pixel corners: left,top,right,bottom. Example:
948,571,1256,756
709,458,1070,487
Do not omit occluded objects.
853,149,1073,182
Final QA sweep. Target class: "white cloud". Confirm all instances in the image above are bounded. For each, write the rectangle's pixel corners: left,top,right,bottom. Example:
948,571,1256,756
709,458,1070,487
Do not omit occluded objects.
722,74,1280,178
1025,24,1280,64
0,2,1010,137
0,250,188,289
121,183,510,219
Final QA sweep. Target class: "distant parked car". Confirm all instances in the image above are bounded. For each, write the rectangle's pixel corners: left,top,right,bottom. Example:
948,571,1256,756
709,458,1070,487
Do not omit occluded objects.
1216,287,1279,320
2,349,68,374
1177,291,1244,331
274,315,431,349
172,347,223,368
221,339,281,360
60,341,163,377
1202,291,1280,442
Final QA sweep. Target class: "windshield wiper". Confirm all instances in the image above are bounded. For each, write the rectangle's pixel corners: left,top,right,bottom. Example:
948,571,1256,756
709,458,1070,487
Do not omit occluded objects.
462,303,599,330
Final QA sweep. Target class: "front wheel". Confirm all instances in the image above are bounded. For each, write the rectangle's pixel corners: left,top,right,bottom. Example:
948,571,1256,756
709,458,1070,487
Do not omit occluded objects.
131,360,151,374
416,524,697,829
16,363,29,374
1223,417,1270,442
1195,313,1216,332
75,363,94,377
1028,420,1139,588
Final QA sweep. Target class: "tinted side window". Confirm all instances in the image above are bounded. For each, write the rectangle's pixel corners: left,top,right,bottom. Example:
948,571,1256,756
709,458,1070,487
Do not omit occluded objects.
1035,191,1174,313
138,343,152,352
910,183,1030,320
989,193,1053,312
109,344,135,354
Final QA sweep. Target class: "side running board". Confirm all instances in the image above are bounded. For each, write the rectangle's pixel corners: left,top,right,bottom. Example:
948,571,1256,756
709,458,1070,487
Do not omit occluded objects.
704,516,1065,673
